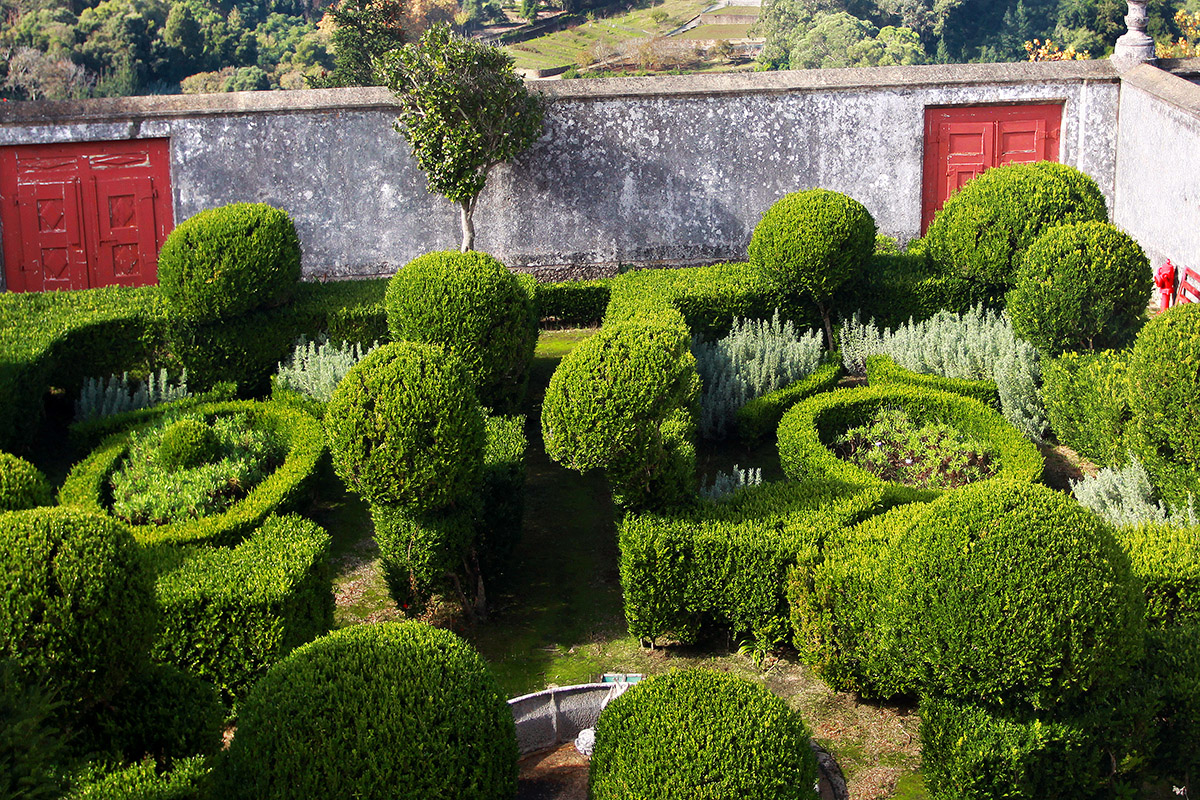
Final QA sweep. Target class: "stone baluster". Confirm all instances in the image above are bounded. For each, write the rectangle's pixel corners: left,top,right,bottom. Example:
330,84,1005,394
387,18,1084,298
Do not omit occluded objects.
1112,0,1158,70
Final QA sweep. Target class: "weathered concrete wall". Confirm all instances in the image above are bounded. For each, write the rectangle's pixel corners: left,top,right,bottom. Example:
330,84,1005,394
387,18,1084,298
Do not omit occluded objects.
0,61,1121,283
1114,63,1200,275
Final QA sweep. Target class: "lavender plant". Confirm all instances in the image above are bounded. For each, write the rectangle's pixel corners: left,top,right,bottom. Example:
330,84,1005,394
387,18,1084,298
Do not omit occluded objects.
75,368,190,423
274,336,378,403
1072,455,1198,529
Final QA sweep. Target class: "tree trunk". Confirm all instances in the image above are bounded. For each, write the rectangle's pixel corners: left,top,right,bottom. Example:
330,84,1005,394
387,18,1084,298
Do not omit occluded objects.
818,300,835,352
459,198,476,252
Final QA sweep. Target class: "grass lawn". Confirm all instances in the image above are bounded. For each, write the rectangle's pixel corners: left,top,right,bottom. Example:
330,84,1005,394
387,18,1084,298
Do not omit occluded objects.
678,23,755,39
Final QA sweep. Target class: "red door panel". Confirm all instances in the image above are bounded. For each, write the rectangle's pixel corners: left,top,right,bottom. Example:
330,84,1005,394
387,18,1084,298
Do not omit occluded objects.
2,139,172,293
922,104,1062,233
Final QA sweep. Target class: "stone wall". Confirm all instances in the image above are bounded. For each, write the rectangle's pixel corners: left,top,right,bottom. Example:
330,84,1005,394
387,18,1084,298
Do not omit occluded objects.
0,61,1122,283
1114,63,1200,278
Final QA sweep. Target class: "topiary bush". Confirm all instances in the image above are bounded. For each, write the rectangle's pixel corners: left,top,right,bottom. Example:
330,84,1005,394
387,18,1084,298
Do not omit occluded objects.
1007,221,1151,357
748,189,876,348
325,341,484,512
1127,302,1200,504
385,250,537,413
923,162,1108,298
589,669,819,800
479,414,526,577
214,621,517,800
0,507,157,718
157,203,301,323
155,418,222,472
65,757,210,800
0,451,53,511
1042,349,1131,466
882,482,1144,711
541,322,700,512
102,663,225,764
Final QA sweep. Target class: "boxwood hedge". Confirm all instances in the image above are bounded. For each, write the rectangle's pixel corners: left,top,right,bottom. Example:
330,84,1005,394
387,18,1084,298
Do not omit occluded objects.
534,278,611,327
147,513,333,704
735,360,844,446
620,480,884,646
214,621,517,800
1041,349,1131,467
0,451,53,511
864,354,998,408
777,384,1042,505
590,669,819,800
58,400,325,547
1115,521,1200,629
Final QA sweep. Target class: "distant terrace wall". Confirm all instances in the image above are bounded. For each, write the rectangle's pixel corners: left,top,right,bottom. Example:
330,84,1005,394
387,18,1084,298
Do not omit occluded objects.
1114,62,1200,278
0,61,1122,284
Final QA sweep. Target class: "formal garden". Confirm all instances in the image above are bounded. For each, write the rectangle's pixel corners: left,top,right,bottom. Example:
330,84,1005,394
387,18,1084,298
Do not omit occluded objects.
2,155,1199,800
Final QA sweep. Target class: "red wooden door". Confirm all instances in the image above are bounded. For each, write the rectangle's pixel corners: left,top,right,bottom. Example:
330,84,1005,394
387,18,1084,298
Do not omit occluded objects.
922,104,1062,233
1,139,173,292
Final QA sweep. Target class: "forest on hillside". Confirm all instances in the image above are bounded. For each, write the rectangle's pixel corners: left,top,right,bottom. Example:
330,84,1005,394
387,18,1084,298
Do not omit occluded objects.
0,0,1198,99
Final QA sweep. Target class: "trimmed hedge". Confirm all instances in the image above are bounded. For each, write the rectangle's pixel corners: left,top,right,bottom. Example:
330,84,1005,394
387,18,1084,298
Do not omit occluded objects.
0,278,386,452
735,360,844,446
370,504,476,614
1042,349,1131,466
325,341,484,513
0,507,156,715
156,419,220,471
157,203,301,324
479,414,526,576
605,262,811,340
777,384,1042,505
787,504,926,699
535,278,611,327
1127,302,1200,503
385,250,537,413
1007,221,1151,357
864,354,998,408
69,383,239,453
919,691,1152,800
542,321,700,512
148,513,332,704
886,482,1144,710
1147,624,1200,783
923,161,1108,297
214,622,517,800
620,480,884,646
66,757,210,800
590,669,819,800
834,252,977,328
0,451,53,511
59,400,326,547
1115,522,1200,629
104,663,225,763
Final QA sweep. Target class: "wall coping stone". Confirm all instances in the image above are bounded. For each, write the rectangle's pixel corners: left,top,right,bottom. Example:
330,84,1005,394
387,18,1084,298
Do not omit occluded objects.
0,60,1120,127
1123,61,1200,122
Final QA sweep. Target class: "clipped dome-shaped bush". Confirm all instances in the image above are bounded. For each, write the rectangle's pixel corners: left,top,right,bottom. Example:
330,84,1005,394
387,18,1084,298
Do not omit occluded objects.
1127,302,1200,503
924,162,1108,293
157,203,301,323
590,669,819,800
1007,221,1151,357
883,482,1144,711
155,418,221,472
0,451,52,511
0,507,156,713
325,341,485,511
216,621,517,800
385,250,537,413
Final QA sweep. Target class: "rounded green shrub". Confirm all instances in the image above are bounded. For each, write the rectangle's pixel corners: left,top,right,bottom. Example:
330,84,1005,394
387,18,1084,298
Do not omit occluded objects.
749,189,876,344
385,250,537,413
0,451,52,511
104,663,225,763
157,203,301,323
589,669,819,800
884,482,1144,710
923,162,1108,294
1127,302,1200,503
0,507,156,714
1007,221,1151,356
325,341,485,511
155,419,221,472
541,322,699,511
216,621,517,800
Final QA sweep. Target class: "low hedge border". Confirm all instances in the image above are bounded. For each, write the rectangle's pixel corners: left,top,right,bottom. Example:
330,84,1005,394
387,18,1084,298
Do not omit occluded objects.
736,359,845,446
58,400,325,547
68,384,239,453
604,263,815,340
147,513,333,704
619,480,885,646
777,384,1043,505
0,280,387,453
534,279,611,327
864,354,998,408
